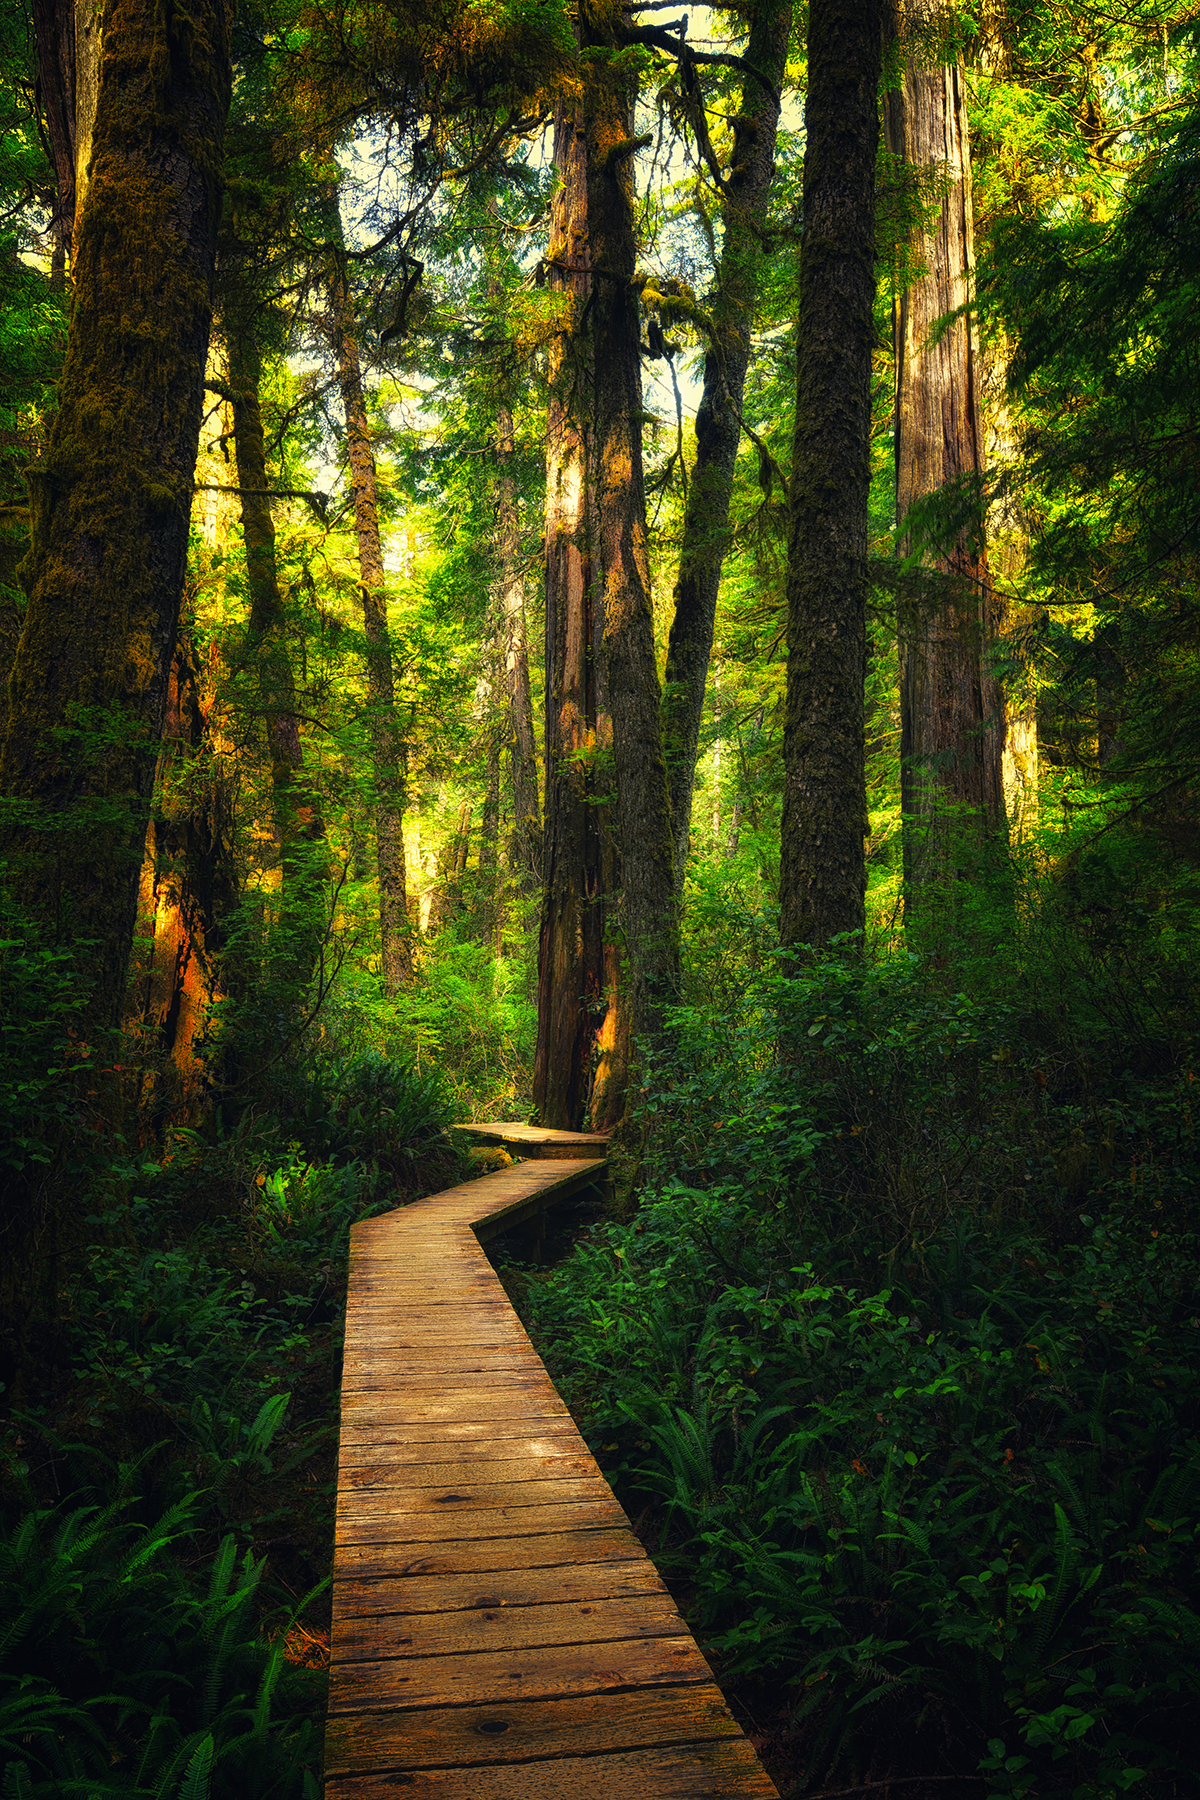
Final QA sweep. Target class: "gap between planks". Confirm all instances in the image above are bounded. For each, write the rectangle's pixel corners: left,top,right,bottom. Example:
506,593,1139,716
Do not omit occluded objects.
328,1147,779,1798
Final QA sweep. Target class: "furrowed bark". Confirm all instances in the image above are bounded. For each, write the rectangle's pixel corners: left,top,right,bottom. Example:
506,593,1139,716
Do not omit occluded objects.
660,0,792,893
329,254,415,995
0,0,232,1030
533,20,679,1132
534,88,613,1131
779,0,882,953
886,5,1006,927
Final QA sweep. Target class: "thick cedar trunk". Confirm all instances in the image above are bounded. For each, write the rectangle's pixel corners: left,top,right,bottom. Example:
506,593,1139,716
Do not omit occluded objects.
329,257,415,994
533,87,610,1129
661,0,792,892
0,0,231,1030
779,0,882,952
533,26,678,1132
228,326,328,977
494,400,541,888
886,14,1006,923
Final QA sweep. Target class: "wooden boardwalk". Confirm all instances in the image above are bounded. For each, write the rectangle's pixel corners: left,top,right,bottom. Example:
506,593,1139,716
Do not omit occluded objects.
325,1148,780,1798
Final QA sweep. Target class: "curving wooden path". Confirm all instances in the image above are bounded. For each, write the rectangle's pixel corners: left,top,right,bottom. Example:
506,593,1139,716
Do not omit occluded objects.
325,1135,780,1798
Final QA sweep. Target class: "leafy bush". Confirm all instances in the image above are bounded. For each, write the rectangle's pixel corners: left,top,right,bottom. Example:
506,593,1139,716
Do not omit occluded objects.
526,1093,1200,1796
0,1482,321,1797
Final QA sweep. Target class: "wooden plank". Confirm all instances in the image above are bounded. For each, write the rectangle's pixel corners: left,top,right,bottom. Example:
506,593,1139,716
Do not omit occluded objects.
338,1451,595,1490
328,1144,780,1800
334,1496,629,1546
326,1634,714,1714
336,1474,620,1517
326,1741,778,1798
331,1592,688,1663
333,1528,647,1582
332,1560,667,1623
325,1686,758,1775
336,1430,588,1471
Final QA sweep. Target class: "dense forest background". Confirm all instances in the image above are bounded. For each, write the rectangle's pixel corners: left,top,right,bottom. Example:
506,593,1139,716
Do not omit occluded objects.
2,0,1200,1795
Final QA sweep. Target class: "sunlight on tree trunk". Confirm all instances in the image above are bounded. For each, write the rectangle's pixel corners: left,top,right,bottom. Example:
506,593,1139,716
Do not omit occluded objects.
0,0,232,1030
329,253,415,996
886,3,1007,930
534,28,679,1132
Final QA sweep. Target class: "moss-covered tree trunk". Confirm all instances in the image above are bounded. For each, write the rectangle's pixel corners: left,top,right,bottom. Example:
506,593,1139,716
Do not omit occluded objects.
661,0,792,894
329,259,414,995
534,20,679,1132
886,7,1007,928
0,0,232,1030
494,399,541,889
779,0,882,952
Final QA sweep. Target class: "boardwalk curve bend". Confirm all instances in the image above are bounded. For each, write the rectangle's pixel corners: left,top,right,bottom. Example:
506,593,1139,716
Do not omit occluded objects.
326,1134,780,1798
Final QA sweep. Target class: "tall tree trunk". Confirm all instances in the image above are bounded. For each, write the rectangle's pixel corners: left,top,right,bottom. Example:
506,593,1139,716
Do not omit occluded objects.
533,23,679,1131
228,326,328,986
886,6,1006,929
0,0,232,1030
72,0,101,262
779,0,882,952
493,399,541,888
534,86,615,1131
328,253,414,994
660,0,792,894
479,701,502,949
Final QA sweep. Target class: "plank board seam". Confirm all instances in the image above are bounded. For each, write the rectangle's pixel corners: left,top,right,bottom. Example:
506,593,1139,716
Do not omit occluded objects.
327,1147,780,1797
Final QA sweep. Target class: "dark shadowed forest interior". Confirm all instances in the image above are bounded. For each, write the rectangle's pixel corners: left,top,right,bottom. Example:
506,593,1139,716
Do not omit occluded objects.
3,0,1200,1793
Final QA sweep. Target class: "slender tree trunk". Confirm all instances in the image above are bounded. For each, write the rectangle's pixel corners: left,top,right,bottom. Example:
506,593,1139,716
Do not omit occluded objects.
72,0,101,262
660,0,792,893
31,0,76,278
0,0,232,1030
479,704,502,948
886,6,1006,928
328,254,414,993
494,399,541,888
779,0,882,953
534,27,679,1131
228,326,328,983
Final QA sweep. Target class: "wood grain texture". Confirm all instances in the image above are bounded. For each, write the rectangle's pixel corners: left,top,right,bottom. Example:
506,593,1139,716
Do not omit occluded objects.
324,1684,748,1772
327,1142,779,1798
326,1738,779,1797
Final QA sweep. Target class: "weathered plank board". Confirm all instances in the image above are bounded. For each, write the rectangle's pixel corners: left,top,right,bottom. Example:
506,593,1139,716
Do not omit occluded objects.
328,1147,779,1799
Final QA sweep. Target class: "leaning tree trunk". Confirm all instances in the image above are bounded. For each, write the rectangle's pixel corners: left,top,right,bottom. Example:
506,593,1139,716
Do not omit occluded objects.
0,0,232,1031
886,5,1006,931
329,254,414,995
660,0,792,894
533,30,679,1132
779,0,882,953
228,326,328,990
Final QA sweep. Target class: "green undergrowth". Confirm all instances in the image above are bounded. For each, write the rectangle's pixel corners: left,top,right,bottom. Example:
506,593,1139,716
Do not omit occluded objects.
517,947,1200,1800
0,1048,463,1797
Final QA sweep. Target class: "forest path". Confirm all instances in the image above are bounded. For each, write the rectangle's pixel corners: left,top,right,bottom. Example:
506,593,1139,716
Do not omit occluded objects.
324,1147,780,1797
